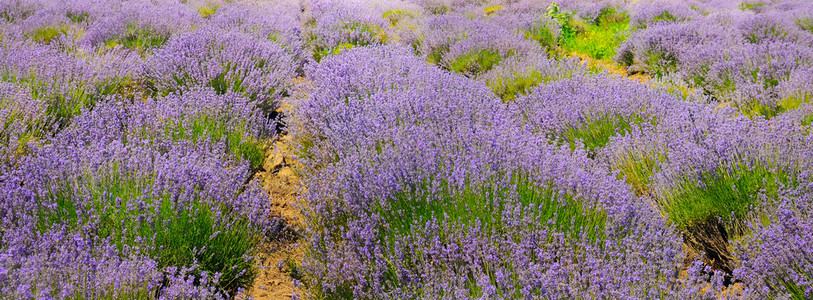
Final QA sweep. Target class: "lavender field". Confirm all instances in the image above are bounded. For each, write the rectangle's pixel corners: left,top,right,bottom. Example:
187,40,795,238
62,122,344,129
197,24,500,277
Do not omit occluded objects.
0,0,812,299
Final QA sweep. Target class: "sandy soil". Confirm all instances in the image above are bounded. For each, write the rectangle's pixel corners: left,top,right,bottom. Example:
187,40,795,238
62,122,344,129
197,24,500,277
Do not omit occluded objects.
245,132,305,300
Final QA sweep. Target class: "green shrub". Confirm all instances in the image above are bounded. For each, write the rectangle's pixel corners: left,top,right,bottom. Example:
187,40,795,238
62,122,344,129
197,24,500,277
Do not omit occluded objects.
486,69,578,102
739,2,766,12
483,5,502,16
66,11,88,23
610,150,666,195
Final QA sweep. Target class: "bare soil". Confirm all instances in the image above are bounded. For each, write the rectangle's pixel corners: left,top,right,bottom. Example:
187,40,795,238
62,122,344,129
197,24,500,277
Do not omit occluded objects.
245,133,305,300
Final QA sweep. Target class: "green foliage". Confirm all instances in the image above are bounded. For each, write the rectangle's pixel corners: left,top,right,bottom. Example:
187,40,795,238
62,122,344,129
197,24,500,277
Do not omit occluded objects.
104,25,169,55
748,93,811,119
798,18,813,34
739,2,766,11
311,22,387,62
561,113,649,152
0,93,46,157
644,50,678,79
28,24,69,44
197,5,219,19
66,11,88,23
486,69,578,102
379,173,607,244
426,44,449,65
659,163,794,236
562,18,629,60
483,5,502,16
366,176,606,298
37,170,262,295
546,3,578,41
523,20,558,51
611,150,666,195
652,11,678,24
802,114,813,128
382,9,416,26
163,116,268,170
3,71,136,133
448,48,506,76
593,7,628,27
546,4,631,61
313,42,354,63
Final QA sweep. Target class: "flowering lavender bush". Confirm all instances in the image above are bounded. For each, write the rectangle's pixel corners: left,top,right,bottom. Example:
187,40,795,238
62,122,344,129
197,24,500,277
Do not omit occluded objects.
144,26,297,112
81,0,200,55
417,15,542,77
618,7,813,118
292,45,693,298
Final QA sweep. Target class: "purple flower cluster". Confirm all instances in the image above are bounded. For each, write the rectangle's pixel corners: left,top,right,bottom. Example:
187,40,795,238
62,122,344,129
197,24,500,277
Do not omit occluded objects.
617,1,813,117
145,26,297,107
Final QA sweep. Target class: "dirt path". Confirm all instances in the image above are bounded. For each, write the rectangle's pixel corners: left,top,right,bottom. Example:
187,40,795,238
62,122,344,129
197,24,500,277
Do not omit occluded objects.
244,132,305,300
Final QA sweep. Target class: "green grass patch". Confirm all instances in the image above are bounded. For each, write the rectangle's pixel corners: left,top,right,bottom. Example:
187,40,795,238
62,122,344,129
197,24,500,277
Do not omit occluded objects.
379,173,607,244
448,48,506,76
659,163,794,236
9,73,137,130
652,11,679,24
0,94,46,157
486,69,577,102
313,42,354,63
311,22,387,62
197,5,219,19
797,18,813,34
523,20,558,51
642,50,678,79
561,19,630,60
739,2,766,12
483,5,502,16
382,9,416,26
104,25,169,55
611,150,666,195
802,114,813,128
161,116,267,170
37,168,262,295
561,113,651,152
66,11,88,23
747,93,811,119
27,24,69,44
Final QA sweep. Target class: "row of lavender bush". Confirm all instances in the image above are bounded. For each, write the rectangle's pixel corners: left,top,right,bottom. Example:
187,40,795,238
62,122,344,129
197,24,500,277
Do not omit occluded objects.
0,0,301,298
292,0,813,299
